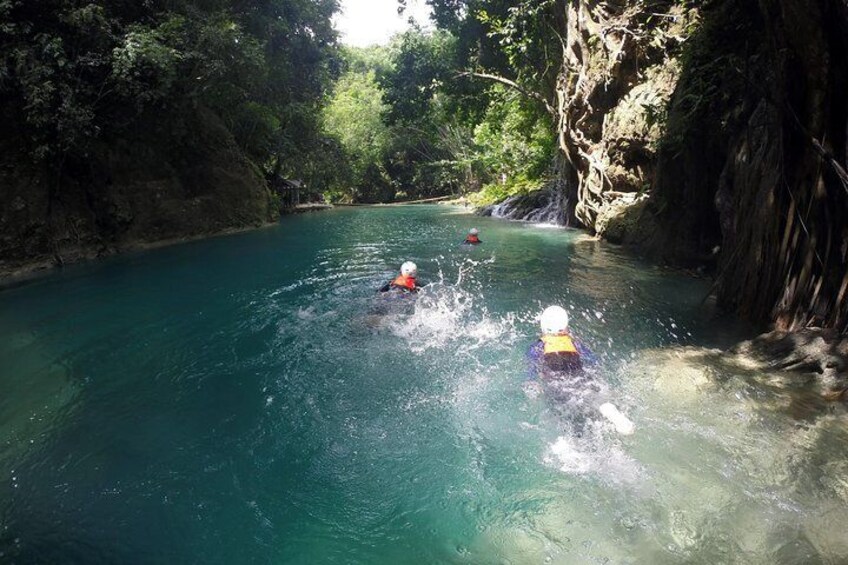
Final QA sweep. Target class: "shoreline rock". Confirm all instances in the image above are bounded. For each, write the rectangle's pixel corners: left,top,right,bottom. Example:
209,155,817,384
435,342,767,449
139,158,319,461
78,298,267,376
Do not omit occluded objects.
727,329,848,398
0,201,336,286
625,329,848,408
282,203,333,214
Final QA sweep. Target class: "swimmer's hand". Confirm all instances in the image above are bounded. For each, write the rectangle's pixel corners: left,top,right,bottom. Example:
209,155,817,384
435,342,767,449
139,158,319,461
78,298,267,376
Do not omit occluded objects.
599,402,635,435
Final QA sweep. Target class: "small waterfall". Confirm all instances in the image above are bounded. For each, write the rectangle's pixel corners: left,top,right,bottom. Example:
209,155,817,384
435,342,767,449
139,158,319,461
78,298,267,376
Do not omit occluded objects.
523,188,567,225
481,186,569,226
480,154,572,226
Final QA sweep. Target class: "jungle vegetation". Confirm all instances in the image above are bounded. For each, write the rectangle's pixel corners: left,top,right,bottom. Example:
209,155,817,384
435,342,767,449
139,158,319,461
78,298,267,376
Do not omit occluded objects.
2,0,847,331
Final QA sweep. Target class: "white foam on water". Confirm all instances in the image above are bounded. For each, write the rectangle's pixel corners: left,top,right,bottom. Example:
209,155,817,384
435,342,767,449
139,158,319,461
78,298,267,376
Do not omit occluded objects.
545,436,594,474
386,286,473,354
386,257,521,355
528,222,564,230
543,418,644,486
296,306,316,320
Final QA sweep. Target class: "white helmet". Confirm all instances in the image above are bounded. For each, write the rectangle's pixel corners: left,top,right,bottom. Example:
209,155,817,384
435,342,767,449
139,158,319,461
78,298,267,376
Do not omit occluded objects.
540,305,569,335
469,228,479,235
400,261,417,277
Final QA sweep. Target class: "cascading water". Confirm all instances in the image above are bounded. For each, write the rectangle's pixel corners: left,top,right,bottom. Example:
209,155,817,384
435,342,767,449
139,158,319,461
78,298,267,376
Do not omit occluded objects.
484,187,569,225
483,155,573,226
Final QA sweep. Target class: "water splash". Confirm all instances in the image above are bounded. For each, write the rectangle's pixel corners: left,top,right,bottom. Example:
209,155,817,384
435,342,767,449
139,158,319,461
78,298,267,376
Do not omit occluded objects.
544,427,643,486
385,257,519,355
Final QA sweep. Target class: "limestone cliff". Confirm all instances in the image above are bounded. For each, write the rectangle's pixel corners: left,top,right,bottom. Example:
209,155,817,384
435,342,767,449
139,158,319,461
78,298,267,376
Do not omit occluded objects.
614,0,848,329
551,1,697,228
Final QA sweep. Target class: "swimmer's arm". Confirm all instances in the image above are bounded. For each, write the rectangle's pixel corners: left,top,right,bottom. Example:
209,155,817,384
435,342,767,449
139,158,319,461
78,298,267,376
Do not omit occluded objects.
526,341,543,380
377,281,391,292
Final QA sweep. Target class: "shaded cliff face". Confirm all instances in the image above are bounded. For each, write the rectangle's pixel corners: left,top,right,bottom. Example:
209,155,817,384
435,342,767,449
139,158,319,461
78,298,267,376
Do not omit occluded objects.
0,107,273,278
630,0,848,329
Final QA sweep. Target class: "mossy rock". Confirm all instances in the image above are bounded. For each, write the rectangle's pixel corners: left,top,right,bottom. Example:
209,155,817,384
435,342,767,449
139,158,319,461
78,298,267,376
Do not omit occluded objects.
596,196,657,245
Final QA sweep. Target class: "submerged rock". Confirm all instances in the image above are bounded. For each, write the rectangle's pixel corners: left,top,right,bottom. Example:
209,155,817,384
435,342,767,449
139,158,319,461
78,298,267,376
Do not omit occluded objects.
728,329,848,378
727,329,848,401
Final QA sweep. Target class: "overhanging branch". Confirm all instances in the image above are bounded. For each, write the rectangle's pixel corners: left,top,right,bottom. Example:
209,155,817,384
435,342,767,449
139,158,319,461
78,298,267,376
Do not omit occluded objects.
456,71,556,117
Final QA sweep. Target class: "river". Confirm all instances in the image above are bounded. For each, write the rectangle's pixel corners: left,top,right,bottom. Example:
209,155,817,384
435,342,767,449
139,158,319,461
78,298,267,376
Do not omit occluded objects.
1,205,846,563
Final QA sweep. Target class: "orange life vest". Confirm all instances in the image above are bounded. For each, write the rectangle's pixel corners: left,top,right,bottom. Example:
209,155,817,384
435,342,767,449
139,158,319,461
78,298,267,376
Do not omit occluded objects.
465,234,480,244
391,274,417,291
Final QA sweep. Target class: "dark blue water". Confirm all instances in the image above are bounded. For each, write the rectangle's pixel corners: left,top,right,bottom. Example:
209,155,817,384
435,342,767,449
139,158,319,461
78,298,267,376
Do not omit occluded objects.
2,206,845,563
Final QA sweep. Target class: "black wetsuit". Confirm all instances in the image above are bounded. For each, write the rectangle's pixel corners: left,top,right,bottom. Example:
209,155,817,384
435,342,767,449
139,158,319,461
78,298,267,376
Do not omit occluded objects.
526,338,604,435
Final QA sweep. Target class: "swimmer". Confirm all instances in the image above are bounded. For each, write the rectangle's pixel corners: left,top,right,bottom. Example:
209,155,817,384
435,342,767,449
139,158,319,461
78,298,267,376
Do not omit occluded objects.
378,261,422,293
462,228,481,245
527,306,634,435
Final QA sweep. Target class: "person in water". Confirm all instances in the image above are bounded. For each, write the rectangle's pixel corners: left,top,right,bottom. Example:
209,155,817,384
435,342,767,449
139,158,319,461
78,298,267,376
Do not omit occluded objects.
379,261,422,293
463,228,481,245
527,306,595,378
527,305,634,435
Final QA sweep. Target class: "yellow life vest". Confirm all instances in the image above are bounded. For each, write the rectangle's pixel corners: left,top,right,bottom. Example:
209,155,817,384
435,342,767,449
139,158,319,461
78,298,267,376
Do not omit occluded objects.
541,334,578,355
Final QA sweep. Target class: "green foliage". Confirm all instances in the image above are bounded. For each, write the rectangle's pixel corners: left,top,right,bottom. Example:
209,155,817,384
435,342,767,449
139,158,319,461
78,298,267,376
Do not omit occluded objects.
467,174,544,207
111,24,183,105
425,0,562,101
322,67,391,199
0,0,341,199
642,99,668,131
342,45,393,75
229,101,282,159
1,0,558,207
0,0,563,211
392,0,561,203
472,86,554,181
316,26,555,203
318,37,466,202
380,30,457,126
267,188,282,212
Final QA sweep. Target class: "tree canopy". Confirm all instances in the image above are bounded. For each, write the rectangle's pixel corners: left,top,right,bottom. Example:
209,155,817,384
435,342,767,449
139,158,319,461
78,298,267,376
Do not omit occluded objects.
0,0,340,185
316,23,555,203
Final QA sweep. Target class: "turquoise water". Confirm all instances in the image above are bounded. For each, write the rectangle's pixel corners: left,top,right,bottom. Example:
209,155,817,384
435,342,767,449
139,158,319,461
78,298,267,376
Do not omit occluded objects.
1,206,846,563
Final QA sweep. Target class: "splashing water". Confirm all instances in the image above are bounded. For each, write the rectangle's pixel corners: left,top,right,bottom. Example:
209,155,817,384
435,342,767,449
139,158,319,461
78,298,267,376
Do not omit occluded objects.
0,205,845,563
385,256,520,355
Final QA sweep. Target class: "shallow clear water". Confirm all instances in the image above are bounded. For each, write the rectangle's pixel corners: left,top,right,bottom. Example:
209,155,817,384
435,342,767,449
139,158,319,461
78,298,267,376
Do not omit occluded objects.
1,206,846,563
